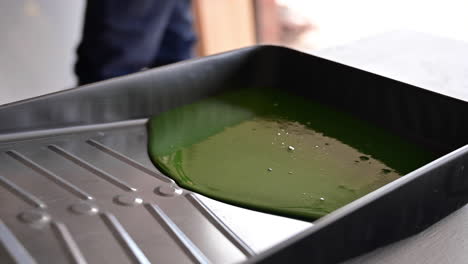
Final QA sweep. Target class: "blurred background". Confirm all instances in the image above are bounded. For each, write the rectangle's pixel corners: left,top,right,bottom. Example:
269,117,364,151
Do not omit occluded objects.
1,0,468,105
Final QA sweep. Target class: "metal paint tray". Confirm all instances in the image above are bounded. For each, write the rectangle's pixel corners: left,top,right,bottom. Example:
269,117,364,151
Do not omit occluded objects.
1,46,467,264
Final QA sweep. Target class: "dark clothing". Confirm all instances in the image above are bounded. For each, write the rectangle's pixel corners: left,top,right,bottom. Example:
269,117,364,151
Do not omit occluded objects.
75,0,196,85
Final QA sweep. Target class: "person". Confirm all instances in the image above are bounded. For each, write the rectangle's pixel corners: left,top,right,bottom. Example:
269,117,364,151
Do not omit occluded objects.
75,0,197,85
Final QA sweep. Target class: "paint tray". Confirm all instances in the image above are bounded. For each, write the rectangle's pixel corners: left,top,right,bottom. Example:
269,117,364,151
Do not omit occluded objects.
0,46,467,264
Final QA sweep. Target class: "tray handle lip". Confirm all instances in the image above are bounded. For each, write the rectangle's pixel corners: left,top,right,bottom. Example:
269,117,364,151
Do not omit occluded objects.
0,45,284,109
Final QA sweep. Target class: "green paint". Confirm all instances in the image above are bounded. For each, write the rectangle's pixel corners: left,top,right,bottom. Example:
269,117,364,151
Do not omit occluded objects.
148,88,436,220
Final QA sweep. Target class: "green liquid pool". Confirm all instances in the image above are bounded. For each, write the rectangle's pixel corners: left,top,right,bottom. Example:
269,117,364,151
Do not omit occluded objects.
148,88,436,220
